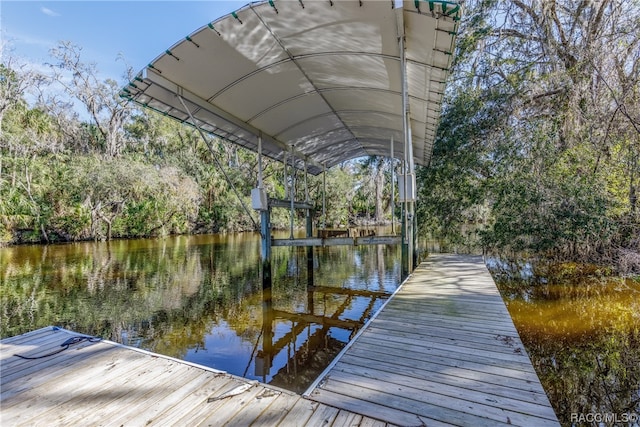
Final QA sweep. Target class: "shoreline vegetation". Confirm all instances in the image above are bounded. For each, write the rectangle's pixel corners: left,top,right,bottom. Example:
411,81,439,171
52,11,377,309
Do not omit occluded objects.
2,2,638,424
2,1,639,275
0,150,396,245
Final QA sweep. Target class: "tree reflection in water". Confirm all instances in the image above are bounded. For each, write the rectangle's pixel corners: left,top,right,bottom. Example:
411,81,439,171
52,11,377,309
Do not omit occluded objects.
489,259,640,426
0,231,400,392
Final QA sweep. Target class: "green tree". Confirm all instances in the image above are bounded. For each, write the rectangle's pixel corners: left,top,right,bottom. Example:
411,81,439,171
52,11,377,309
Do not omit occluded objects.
418,0,640,268
354,156,391,224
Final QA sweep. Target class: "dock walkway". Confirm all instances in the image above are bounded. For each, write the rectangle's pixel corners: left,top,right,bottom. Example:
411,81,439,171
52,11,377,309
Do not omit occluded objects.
306,254,559,426
1,254,558,426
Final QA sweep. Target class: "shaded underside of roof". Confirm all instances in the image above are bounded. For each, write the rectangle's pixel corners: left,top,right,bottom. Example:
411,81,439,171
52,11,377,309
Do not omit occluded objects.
121,0,460,175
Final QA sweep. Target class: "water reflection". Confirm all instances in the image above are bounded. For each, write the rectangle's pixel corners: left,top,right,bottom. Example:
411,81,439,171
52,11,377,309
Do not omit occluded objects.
489,259,640,426
0,232,400,392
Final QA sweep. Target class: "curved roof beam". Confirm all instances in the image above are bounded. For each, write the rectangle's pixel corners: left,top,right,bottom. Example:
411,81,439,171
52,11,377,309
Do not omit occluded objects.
209,51,401,101
273,110,405,140
247,87,407,123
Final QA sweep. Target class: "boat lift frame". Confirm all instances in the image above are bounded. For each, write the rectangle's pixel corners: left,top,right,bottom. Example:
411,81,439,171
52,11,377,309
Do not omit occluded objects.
250,16,418,283
173,10,421,286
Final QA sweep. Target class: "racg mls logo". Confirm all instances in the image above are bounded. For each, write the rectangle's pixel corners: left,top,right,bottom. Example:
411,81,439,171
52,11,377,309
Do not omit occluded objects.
571,412,639,424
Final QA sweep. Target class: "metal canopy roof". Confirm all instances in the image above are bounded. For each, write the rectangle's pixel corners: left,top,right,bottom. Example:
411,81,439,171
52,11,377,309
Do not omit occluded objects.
122,0,460,175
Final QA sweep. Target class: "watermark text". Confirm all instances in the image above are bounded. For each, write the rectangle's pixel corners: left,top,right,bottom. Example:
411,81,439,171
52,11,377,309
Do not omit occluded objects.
570,412,639,424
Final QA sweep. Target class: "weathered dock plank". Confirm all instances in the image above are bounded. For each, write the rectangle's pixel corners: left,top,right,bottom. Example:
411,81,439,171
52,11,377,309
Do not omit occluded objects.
244,391,302,426
306,254,559,427
0,327,382,427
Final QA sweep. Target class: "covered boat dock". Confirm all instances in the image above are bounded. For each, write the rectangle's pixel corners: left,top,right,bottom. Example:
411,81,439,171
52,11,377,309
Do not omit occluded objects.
1,2,560,425
121,0,461,279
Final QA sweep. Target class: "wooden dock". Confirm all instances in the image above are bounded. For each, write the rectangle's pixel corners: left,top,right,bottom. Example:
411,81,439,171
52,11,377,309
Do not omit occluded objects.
1,254,558,426
305,254,559,426
1,327,380,426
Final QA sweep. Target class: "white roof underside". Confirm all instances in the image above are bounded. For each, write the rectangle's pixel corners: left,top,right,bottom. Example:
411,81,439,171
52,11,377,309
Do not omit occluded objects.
122,0,460,175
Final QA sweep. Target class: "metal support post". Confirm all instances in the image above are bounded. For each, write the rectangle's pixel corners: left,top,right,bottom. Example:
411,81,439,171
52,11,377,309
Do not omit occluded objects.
261,209,271,263
400,162,410,280
304,160,313,239
412,204,418,267
399,33,411,277
257,134,272,288
261,210,272,289
283,151,288,195
407,129,418,271
390,136,395,235
306,208,313,238
257,133,263,188
304,160,309,202
289,146,295,239
322,164,326,230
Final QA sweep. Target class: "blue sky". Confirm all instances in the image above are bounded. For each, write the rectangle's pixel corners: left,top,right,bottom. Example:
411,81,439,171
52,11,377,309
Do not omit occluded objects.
1,1,246,83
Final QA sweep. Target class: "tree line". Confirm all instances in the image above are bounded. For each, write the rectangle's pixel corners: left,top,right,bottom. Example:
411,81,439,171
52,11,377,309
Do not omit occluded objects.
2,0,639,273
0,42,394,245
418,0,639,273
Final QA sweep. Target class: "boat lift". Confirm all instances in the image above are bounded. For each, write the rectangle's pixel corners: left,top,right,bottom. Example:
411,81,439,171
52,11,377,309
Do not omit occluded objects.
121,0,461,282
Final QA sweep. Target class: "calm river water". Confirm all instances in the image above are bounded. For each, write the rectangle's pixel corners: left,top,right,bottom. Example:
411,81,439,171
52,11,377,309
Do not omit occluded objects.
2,236,638,423
488,259,640,426
0,232,401,393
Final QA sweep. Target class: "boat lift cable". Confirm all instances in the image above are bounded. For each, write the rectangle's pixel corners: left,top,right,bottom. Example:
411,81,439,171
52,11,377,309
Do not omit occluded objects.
178,95,259,231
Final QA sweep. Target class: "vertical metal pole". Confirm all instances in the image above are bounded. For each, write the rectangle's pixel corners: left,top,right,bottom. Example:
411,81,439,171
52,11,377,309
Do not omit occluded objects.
305,159,314,301
408,125,416,271
400,33,410,278
258,134,263,188
261,209,271,281
261,210,271,259
283,151,288,197
322,164,326,229
390,135,395,235
304,160,313,238
289,146,295,240
258,134,271,289
304,160,309,202
401,160,408,280
407,128,415,273
413,203,418,267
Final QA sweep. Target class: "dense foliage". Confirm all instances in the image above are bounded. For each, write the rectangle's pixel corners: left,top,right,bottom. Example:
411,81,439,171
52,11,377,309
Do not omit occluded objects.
1,44,396,245
418,0,640,272
3,1,639,274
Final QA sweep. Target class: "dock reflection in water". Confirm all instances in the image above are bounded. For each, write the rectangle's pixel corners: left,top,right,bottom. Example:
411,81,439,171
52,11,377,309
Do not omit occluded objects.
0,231,401,393
258,273,392,392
